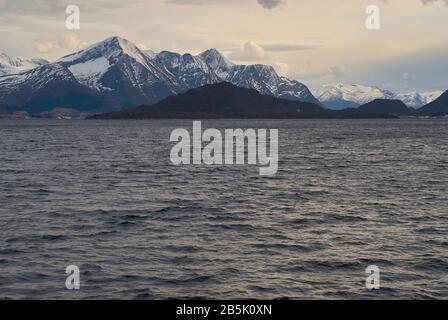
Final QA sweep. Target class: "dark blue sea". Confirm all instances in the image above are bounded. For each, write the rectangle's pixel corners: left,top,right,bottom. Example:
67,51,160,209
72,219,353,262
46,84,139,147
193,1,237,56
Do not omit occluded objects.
0,119,447,299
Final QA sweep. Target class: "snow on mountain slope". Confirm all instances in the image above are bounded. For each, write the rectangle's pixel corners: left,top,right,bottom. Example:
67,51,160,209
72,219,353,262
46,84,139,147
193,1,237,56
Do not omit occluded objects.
396,91,443,108
0,52,48,76
60,37,144,66
315,84,395,109
0,62,102,114
315,84,445,109
57,36,181,97
68,57,111,91
198,48,234,79
154,47,318,103
224,64,319,104
154,51,221,88
396,92,428,109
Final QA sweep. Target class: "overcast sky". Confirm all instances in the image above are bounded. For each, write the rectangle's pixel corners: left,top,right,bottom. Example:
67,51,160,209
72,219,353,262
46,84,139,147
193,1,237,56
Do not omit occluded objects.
0,0,447,92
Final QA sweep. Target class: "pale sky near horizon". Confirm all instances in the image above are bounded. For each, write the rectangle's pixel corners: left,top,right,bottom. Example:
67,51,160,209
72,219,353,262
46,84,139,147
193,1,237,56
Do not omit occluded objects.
0,0,447,93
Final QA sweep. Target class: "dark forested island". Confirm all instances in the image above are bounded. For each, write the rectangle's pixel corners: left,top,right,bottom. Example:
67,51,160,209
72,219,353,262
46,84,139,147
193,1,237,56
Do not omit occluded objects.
89,82,402,120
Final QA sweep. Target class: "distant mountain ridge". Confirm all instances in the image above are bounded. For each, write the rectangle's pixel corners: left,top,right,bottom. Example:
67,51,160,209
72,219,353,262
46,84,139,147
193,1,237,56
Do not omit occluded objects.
0,52,48,76
0,36,318,114
314,84,443,109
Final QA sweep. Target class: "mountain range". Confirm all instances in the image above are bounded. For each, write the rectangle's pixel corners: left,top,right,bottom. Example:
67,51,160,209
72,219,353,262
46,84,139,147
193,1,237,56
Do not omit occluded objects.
0,36,446,117
0,36,318,115
314,84,443,109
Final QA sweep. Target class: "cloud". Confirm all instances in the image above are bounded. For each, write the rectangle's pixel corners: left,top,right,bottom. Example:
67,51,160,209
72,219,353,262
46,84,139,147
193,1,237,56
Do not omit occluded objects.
402,73,417,80
36,33,87,54
36,41,55,53
273,62,289,76
261,43,320,52
228,41,266,61
59,33,82,50
166,0,285,9
420,0,448,5
0,0,137,15
257,0,284,9
165,0,235,5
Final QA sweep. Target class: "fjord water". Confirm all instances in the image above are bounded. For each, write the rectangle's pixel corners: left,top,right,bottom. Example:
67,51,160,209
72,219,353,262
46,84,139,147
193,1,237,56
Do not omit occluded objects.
0,119,447,299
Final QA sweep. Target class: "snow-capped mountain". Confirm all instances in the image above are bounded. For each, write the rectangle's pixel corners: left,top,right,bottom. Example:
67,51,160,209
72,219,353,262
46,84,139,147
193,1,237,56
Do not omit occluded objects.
198,48,234,79
153,49,319,104
0,36,318,114
227,64,319,104
154,51,221,88
395,92,427,109
315,84,443,109
395,91,442,108
0,62,107,114
57,37,180,100
0,37,182,113
0,52,48,76
314,84,395,110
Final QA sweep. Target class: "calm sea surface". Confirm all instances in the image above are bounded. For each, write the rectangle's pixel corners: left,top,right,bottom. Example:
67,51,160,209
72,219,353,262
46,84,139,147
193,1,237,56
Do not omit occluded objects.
0,119,447,299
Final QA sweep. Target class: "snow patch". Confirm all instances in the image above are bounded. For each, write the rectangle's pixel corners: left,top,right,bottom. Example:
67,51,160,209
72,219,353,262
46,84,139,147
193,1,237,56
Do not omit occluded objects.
68,57,111,91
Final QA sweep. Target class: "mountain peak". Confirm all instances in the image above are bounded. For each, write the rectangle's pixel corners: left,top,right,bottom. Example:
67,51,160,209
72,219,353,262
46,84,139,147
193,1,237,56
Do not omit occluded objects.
198,48,234,78
200,48,223,57
315,83,396,109
58,36,147,65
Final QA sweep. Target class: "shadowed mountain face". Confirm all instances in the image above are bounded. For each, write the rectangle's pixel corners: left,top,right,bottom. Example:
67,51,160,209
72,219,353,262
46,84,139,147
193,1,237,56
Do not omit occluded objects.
357,99,416,116
89,82,397,120
418,90,448,114
0,36,318,114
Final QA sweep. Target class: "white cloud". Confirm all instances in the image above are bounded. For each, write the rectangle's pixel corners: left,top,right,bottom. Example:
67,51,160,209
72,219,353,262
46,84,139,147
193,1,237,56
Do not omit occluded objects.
273,62,289,76
421,0,448,5
166,0,285,9
59,33,81,50
36,41,55,53
36,34,87,54
229,41,266,61
261,43,320,52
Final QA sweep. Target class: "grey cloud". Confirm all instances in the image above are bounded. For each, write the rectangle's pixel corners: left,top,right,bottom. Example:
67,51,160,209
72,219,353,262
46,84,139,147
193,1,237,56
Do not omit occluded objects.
421,0,448,5
0,0,136,14
166,0,285,9
257,0,284,9
165,0,236,5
